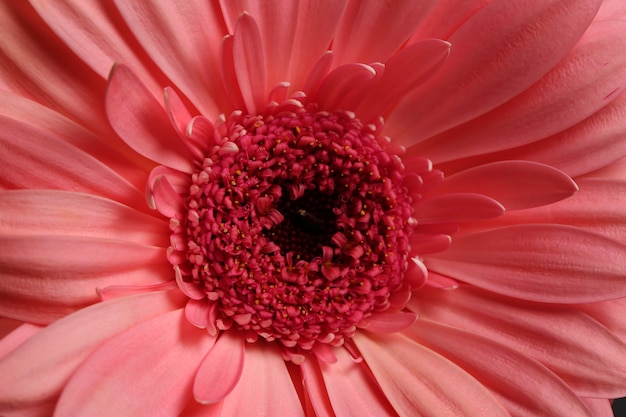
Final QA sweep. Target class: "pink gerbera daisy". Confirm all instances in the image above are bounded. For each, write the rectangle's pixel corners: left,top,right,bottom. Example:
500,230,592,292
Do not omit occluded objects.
1,1,625,416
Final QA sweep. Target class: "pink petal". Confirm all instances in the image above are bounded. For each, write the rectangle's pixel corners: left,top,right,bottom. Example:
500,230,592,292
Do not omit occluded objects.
473,178,626,242
151,175,185,218
300,359,335,417
428,161,578,210
0,2,111,135
0,236,171,323
411,285,626,397
112,0,229,118
0,190,167,246
332,0,437,65
406,0,495,40
495,90,626,178
0,91,148,191
0,323,41,361
388,0,602,144
314,63,376,113
408,233,452,255
105,64,195,173
232,12,266,115
353,332,510,416
219,0,299,93
356,39,450,123
29,0,164,94
358,311,417,333
284,1,347,91
406,320,594,417
0,106,146,211
581,398,614,417
0,291,184,414
577,297,626,345
414,193,505,224
193,332,244,404
411,19,626,163
55,309,214,417
307,347,396,416
425,224,626,303
205,343,305,416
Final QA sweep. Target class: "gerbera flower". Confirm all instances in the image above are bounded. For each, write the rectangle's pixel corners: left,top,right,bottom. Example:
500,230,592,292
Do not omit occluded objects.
0,0,625,416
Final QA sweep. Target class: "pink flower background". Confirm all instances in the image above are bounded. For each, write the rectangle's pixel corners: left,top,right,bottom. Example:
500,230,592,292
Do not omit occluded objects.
0,1,625,416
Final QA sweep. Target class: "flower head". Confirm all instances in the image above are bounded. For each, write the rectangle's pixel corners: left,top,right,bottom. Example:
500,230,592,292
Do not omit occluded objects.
0,1,625,416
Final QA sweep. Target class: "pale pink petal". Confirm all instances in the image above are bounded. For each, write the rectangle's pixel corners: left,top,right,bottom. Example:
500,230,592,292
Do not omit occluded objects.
151,175,185,218
577,297,626,345
106,64,195,173
313,347,397,416
193,332,243,404
112,0,229,118
0,2,111,135
54,309,214,417
0,109,146,211
0,236,171,323
353,332,510,417
205,343,305,416
493,91,626,177
356,39,450,123
425,225,626,303
0,291,184,414
411,19,626,163
581,398,614,417
412,286,626,397
314,63,376,112
408,233,451,255
232,12,266,115
300,359,335,417
0,190,167,246
406,0,495,40
428,161,578,210
0,91,148,190
219,35,246,110
332,0,437,65
285,1,347,91
470,178,626,242
29,0,165,95
406,320,594,417
414,193,504,224
219,0,299,93
388,0,602,144
0,324,41,361
358,311,417,333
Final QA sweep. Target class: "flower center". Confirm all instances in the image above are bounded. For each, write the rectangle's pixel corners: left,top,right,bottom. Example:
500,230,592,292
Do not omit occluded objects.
181,105,415,351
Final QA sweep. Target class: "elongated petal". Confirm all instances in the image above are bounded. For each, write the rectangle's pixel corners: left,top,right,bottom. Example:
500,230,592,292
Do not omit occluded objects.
0,291,184,414
412,19,626,162
314,347,396,416
55,309,214,417
0,2,111,134
232,12,266,115
425,224,626,303
0,236,171,323
205,343,305,417
388,0,602,143
411,286,626,397
414,193,504,224
0,112,145,211
106,64,194,173
406,320,594,417
354,332,510,417
428,161,578,210
332,0,437,65
356,39,450,122
29,0,164,95
193,332,243,404
113,0,229,118
0,190,166,246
